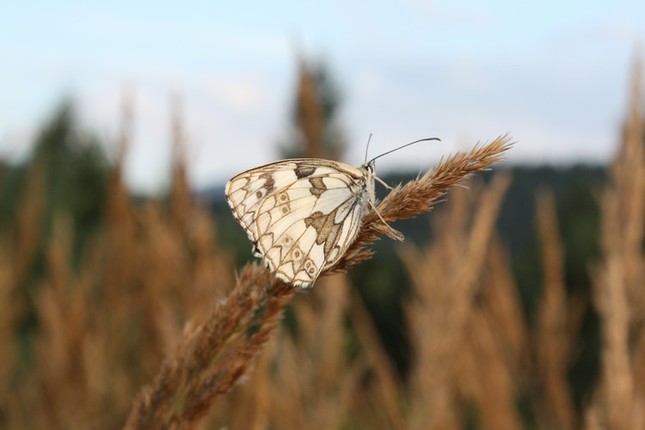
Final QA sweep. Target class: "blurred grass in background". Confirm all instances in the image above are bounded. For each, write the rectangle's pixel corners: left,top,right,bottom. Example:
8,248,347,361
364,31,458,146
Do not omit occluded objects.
0,55,643,429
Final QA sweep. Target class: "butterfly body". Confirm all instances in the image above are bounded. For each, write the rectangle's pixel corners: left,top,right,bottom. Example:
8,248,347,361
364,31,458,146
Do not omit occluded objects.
225,158,376,288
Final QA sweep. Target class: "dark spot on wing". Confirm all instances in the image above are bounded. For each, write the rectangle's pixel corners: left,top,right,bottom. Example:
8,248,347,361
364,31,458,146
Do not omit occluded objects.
259,172,275,193
309,177,327,198
295,164,316,179
304,209,343,255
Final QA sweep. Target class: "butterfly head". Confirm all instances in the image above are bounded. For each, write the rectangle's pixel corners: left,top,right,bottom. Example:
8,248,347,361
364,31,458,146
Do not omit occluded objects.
360,159,377,186
361,137,440,206
364,159,376,175
359,160,377,204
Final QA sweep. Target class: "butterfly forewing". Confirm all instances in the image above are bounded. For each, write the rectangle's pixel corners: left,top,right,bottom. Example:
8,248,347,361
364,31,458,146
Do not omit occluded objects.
225,159,371,288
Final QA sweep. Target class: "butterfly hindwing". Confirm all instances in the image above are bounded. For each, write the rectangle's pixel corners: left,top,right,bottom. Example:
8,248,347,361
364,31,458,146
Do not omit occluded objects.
225,159,371,287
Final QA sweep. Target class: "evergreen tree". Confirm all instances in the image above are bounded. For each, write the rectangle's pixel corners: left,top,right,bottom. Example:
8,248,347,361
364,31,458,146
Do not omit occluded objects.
0,99,109,273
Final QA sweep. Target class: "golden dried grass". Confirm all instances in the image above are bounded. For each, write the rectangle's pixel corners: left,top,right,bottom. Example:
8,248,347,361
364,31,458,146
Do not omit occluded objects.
586,56,645,430
124,135,511,428
0,55,643,430
401,173,514,430
535,190,577,430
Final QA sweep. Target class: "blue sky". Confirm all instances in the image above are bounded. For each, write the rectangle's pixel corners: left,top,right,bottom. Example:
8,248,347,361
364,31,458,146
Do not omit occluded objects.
2,1,644,193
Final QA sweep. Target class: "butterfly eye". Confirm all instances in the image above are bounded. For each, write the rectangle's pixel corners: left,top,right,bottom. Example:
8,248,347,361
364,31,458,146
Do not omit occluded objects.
281,206,288,214
255,190,263,198
279,193,288,202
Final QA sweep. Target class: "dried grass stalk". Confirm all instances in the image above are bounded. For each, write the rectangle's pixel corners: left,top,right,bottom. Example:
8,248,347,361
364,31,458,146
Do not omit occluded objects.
589,56,645,430
169,95,191,232
0,246,20,411
226,337,274,430
261,274,358,430
295,56,326,159
460,308,524,430
332,134,513,273
125,135,512,428
535,190,576,430
14,160,46,284
125,265,296,429
403,173,511,430
479,239,528,376
349,289,406,430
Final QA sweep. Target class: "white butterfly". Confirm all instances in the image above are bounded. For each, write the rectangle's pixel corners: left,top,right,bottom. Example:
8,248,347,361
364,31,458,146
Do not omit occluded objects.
225,138,439,288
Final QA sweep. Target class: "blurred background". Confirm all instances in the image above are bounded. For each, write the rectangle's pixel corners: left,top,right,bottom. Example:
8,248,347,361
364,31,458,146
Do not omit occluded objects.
3,1,644,192
2,1,645,429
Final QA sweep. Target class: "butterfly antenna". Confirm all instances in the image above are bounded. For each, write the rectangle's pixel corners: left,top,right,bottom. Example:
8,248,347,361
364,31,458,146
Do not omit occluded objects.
364,133,373,164
368,137,441,164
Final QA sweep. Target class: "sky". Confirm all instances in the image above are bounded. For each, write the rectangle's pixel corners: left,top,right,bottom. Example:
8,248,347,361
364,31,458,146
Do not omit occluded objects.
2,1,645,193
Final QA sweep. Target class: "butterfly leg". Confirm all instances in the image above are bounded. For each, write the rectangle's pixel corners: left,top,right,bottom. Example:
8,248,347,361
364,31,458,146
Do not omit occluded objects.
367,199,404,241
375,175,395,191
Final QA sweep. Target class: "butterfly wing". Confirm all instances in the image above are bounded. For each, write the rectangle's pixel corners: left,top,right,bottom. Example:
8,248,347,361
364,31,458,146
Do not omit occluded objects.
225,159,370,287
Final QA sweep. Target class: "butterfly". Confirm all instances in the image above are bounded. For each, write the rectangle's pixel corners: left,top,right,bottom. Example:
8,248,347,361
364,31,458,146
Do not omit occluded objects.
225,137,440,288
